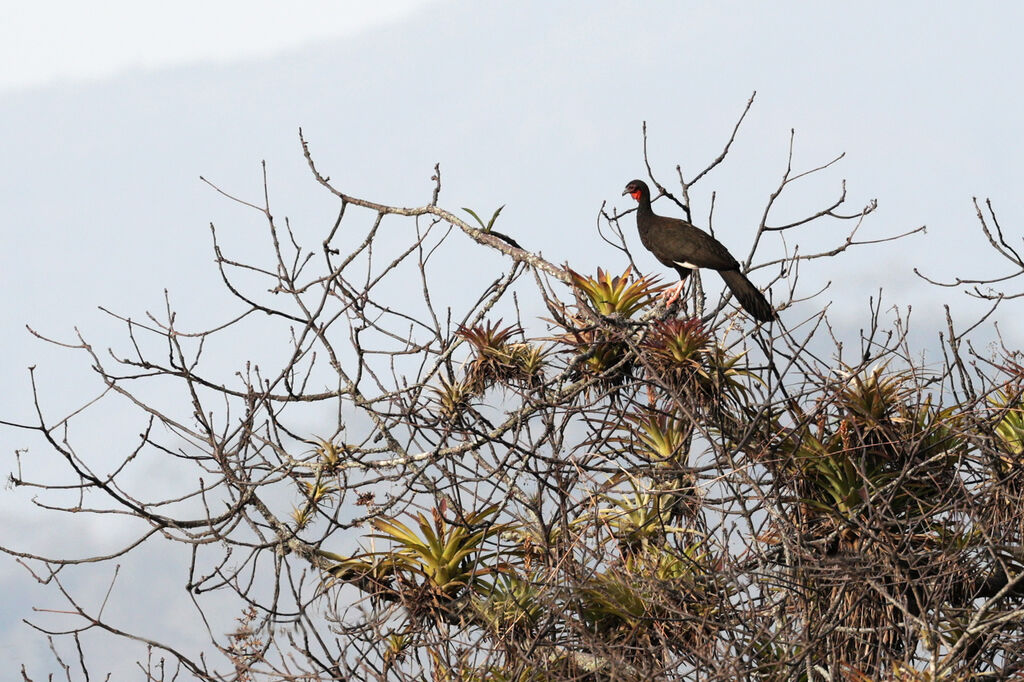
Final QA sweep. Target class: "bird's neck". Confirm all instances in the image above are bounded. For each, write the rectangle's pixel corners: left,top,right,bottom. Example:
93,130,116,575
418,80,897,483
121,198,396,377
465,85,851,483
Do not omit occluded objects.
636,194,654,220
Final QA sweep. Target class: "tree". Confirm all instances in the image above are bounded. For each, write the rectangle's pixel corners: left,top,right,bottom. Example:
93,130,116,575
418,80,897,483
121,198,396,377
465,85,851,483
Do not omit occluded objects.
7,98,1024,681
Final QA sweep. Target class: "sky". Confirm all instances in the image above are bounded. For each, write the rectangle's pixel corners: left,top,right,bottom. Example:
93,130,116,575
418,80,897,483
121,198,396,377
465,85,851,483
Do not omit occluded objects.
0,1,436,91
3,0,1024,676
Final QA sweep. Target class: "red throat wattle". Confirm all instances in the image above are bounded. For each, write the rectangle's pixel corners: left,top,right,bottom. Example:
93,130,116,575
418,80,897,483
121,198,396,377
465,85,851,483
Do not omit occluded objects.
631,190,642,201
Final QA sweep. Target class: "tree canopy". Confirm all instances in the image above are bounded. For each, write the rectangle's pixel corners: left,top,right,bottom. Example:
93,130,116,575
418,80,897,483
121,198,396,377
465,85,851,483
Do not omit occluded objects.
7,107,1024,681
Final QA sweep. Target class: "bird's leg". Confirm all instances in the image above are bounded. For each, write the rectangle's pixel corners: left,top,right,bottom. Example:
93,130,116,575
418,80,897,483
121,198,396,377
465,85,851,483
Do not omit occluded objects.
662,279,686,305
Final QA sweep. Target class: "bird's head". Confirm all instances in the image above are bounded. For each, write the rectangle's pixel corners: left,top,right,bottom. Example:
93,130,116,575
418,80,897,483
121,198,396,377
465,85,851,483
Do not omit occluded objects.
622,179,648,202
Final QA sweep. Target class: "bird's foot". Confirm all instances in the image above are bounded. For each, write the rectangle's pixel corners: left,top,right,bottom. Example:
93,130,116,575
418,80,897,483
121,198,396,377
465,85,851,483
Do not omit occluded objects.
661,280,686,306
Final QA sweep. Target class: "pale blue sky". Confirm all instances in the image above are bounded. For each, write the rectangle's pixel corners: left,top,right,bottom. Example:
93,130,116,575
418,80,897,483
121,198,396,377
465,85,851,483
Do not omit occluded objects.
0,1,437,90
3,1,1023,675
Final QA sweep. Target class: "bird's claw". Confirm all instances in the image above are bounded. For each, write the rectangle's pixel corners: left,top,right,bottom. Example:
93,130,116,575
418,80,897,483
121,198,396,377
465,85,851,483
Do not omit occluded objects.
661,281,685,306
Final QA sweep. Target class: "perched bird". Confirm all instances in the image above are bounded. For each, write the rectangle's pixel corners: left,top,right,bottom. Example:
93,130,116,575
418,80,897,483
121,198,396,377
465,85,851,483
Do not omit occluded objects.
622,179,775,322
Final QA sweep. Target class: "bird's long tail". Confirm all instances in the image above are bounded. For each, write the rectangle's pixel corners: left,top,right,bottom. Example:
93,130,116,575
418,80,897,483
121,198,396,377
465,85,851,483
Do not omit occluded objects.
720,270,775,322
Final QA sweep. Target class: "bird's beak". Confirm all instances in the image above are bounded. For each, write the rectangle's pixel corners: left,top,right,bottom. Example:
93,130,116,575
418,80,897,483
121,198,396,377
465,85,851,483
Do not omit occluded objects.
621,188,630,196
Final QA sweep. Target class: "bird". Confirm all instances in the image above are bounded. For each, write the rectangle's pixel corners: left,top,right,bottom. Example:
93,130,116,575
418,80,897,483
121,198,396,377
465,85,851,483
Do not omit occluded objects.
622,179,775,322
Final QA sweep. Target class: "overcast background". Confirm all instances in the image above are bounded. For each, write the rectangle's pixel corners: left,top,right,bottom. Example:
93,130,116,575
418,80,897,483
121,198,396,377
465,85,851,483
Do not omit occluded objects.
3,1,1023,675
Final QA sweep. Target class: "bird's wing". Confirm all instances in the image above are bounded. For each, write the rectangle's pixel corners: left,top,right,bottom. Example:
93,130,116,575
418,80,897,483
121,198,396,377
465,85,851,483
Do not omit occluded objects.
645,217,740,272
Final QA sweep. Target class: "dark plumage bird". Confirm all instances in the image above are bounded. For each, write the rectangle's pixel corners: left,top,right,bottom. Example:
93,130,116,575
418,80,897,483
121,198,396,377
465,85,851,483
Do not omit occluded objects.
623,179,775,322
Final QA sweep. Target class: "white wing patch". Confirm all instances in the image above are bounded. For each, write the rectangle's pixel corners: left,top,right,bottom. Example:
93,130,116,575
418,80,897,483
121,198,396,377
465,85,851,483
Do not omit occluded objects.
673,261,699,270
